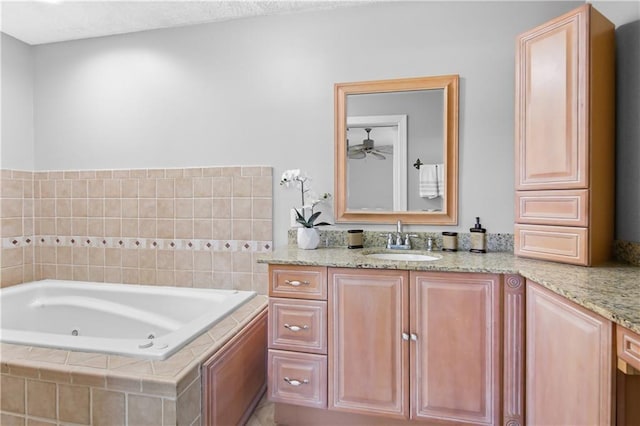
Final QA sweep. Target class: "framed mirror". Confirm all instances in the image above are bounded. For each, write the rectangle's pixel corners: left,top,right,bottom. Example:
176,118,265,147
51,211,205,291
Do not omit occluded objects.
334,75,459,224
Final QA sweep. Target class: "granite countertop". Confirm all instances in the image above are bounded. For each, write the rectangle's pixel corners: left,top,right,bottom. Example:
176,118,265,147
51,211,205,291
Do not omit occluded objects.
258,247,640,335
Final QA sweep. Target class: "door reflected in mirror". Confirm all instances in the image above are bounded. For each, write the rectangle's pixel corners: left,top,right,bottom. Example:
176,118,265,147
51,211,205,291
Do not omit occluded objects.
335,75,459,225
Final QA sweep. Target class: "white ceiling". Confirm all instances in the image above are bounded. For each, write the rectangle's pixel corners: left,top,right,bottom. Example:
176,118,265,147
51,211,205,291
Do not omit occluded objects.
0,0,365,45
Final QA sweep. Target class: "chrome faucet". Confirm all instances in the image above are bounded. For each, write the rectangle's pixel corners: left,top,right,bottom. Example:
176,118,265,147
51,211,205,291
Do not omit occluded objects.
381,220,417,250
426,237,434,251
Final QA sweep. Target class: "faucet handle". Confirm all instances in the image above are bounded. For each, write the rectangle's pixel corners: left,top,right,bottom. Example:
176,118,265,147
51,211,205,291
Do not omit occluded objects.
404,234,418,245
426,236,435,251
396,220,402,233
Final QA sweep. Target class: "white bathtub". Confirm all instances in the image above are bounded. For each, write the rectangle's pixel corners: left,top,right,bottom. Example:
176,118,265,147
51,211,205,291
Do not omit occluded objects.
0,280,256,360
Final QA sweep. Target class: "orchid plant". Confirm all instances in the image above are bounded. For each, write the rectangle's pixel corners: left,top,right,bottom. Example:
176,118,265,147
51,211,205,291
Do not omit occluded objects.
280,169,332,228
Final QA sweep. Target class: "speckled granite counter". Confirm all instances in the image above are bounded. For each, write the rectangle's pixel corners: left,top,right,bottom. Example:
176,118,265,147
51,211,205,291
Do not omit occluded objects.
258,248,640,334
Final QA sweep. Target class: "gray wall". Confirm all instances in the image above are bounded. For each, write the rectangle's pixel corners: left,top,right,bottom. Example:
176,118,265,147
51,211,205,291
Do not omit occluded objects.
1,33,34,169
2,1,638,246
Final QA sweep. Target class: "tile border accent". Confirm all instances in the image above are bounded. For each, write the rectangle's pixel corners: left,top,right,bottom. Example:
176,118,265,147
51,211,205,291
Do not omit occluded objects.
3,235,272,252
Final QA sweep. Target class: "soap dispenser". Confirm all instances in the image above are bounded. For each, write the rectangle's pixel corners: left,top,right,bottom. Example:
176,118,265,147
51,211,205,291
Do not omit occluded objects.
469,217,487,253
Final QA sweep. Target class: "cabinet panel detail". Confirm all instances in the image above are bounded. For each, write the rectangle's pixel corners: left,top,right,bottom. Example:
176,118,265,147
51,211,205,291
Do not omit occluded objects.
503,275,525,426
526,281,613,425
270,264,327,300
268,349,327,409
516,11,586,190
328,268,409,419
515,223,588,265
618,326,640,372
411,272,501,425
515,189,588,226
268,298,327,354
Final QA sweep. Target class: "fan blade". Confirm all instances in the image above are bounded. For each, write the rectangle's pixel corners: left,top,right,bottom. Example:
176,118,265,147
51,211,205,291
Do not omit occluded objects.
370,151,386,160
348,144,365,152
349,151,366,159
377,146,394,154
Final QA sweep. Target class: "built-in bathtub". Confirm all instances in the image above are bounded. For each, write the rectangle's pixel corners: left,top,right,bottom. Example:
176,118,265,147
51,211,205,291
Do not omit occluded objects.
0,279,256,360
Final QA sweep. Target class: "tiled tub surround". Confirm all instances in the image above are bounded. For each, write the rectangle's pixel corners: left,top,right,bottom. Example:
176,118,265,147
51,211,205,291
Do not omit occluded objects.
0,294,267,426
0,167,272,291
259,248,640,335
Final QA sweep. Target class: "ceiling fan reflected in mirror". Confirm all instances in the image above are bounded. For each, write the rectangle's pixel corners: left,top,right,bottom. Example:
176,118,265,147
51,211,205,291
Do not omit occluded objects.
347,127,394,160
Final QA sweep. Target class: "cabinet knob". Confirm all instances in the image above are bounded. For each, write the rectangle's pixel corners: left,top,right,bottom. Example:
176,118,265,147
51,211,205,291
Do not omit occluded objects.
402,332,410,341
283,377,309,387
411,333,418,341
284,279,310,287
284,324,309,332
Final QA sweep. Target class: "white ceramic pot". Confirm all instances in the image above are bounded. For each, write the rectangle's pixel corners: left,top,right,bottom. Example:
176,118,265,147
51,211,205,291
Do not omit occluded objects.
297,227,320,250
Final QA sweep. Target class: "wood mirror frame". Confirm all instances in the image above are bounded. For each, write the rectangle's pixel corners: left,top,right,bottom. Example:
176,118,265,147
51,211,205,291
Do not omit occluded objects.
334,75,459,224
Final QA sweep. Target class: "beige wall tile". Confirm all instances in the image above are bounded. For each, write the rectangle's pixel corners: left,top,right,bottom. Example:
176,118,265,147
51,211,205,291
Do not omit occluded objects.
1,179,23,198
157,270,175,286
232,176,252,197
193,220,212,239
232,220,252,241
121,179,138,198
233,272,253,291
175,179,193,197
252,220,272,241
56,247,72,264
57,264,73,280
128,394,163,426
92,389,125,426
211,199,231,219
55,180,71,198
157,179,175,198
147,169,165,178
130,169,147,179
232,199,252,219
232,252,252,273
39,181,55,198
40,199,55,217
183,168,203,178
122,268,140,284
88,218,105,236
104,180,121,198
193,252,212,271
88,267,105,282
157,250,174,270
104,219,121,237
87,199,104,217
252,198,272,219
56,218,71,235
73,266,89,281
96,170,114,179
211,177,231,197
175,220,193,239
105,248,121,267
56,198,71,217
221,167,241,177
213,252,232,273
1,218,22,237
139,268,157,285
1,413,25,426
104,199,122,217
58,384,90,424
193,178,212,197
252,272,268,295
72,198,88,217
72,247,88,265
139,199,157,218
26,380,56,419
211,219,231,240
1,248,23,268
241,166,263,177
163,399,177,426
193,199,212,219
87,180,104,199
175,251,193,271
139,250,157,269
157,219,174,239
252,176,272,197
175,199,193,219
121,249,139,268
157,199,174,218
1,198,23,218
139,179,157,198
211,272,232,289
104,267,122,283
176,377,201,426
1,375,25,413
174,271,193,287
72,180,88,198
122,219,138,237
121,199,138,218
193,272,213,288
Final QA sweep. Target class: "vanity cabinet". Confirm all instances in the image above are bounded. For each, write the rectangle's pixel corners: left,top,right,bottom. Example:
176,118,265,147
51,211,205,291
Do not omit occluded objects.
616,325,640,425
514,4,615,265
526,280,614,425
328,269,501,424
267,265,328,409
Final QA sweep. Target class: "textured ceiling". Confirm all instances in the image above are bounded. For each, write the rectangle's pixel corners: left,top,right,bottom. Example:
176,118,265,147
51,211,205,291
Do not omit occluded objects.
1,1,364,45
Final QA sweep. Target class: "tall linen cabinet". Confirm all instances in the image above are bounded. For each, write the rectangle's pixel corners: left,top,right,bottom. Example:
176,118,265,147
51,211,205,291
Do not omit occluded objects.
514,4,615,266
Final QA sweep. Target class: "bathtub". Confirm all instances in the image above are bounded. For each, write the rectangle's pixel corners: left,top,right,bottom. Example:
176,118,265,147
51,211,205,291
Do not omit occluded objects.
0,280,256,360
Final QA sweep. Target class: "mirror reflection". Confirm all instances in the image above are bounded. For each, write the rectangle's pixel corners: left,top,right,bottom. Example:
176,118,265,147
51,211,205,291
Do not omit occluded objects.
335,75,459,225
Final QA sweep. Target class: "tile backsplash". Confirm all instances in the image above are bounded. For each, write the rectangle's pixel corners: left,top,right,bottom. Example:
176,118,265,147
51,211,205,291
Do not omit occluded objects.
0,167,272,292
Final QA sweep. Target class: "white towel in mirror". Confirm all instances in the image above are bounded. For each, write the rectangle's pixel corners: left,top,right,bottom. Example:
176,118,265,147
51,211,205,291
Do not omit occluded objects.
419,164,444,199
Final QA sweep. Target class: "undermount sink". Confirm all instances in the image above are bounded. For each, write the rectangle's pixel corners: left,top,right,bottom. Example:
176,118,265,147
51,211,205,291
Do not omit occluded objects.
365,253,441,262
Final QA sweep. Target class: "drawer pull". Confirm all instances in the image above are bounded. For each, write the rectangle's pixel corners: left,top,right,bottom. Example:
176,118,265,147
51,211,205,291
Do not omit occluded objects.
284,377,309,387
284,279,310,287
284,323,309,332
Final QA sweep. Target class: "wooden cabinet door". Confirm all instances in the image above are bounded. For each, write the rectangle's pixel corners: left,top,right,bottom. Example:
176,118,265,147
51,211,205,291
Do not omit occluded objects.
328,268,409,419
515,5,588,190
526,280,613,425
411,272,501,424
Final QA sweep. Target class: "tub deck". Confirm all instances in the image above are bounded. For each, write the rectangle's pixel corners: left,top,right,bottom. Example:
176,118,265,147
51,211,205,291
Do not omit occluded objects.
0,294,267,425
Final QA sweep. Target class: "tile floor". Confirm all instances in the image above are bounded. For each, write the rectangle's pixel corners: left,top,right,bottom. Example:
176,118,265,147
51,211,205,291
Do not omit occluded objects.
246,393,275,426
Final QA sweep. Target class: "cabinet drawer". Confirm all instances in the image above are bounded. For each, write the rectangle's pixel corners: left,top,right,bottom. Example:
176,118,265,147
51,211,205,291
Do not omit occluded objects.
268,350,327,409
515,190,588,226
269,298,327,354
515,224,588,265
618,326,640,372
270,265,327,300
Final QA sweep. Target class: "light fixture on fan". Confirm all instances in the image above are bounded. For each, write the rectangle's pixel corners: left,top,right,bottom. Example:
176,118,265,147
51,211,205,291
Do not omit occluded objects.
347,128,393,160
